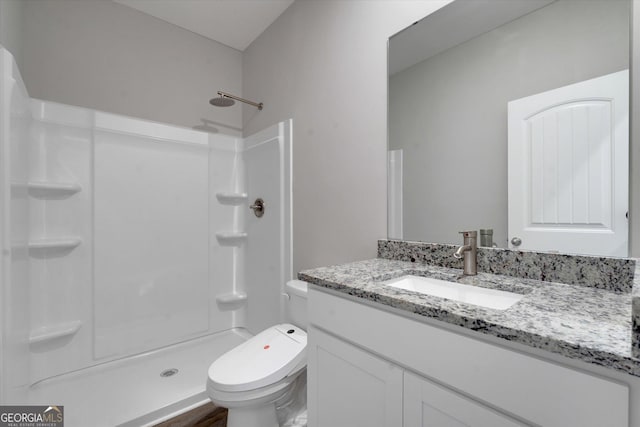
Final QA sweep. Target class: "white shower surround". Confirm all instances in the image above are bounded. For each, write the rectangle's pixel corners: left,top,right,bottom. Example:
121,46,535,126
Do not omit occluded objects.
0,47,293,426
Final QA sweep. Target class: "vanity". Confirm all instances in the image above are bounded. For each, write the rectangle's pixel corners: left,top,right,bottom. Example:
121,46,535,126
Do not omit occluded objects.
299,240,640,427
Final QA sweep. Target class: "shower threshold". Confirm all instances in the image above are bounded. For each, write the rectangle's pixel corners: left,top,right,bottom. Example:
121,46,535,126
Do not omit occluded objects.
27,328,251,427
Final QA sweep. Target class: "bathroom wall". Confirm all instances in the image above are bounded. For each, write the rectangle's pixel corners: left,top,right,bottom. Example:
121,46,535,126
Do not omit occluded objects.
19,0,455,274
242,0,453,272
632,1,640,257
389,0,629,247
20,0,242,134
0,0,24,70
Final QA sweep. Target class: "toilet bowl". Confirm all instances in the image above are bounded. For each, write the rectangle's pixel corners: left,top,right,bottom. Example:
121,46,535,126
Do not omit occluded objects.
207,280,308,427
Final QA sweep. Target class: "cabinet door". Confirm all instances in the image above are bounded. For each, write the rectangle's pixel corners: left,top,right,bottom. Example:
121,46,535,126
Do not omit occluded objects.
404,371,525,427
308,326,403,427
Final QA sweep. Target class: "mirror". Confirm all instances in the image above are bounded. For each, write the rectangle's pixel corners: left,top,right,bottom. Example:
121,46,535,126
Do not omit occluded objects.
388,0,631,257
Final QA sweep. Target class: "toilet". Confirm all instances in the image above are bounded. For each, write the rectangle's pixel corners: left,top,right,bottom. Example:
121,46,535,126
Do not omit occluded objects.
207,280,308,427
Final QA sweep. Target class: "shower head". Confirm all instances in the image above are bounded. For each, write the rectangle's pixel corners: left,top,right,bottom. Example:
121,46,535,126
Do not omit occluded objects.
209,96,235,107
210,91,263,110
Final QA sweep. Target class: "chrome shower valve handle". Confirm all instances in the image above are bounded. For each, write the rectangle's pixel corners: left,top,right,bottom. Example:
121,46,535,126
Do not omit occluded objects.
250,198,265,217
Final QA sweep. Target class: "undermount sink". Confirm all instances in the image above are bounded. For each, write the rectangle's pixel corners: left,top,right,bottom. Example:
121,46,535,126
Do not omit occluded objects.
382,275,524,310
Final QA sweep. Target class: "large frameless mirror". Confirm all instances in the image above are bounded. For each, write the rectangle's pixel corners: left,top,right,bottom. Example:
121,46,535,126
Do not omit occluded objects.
388,0,631,257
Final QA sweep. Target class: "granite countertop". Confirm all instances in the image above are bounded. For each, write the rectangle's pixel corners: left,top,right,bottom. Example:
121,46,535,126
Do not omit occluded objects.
299,258,640,377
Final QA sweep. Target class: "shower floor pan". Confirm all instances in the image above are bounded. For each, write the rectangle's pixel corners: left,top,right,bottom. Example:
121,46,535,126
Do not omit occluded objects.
27,328,251,427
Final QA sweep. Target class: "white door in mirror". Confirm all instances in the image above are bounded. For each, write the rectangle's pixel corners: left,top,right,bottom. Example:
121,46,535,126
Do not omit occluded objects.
508,70,628,257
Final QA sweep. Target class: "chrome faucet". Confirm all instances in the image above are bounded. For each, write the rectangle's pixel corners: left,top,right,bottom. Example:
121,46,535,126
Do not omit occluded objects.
454,231,477,275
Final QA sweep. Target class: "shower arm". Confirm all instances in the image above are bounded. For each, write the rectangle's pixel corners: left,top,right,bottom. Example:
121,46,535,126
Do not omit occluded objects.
218,91,263,110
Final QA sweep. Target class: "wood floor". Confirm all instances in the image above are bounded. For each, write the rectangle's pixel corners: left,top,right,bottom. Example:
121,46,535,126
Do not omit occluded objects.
153,403,227,427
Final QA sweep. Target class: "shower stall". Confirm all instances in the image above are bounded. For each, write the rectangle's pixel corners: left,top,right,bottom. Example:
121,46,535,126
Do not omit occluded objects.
0,47,292,426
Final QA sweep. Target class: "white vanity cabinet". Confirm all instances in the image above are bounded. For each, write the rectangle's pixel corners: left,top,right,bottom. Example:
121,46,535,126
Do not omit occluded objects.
308,325,524,427
403,371,524,427
307,327,403,427
307,287,631,427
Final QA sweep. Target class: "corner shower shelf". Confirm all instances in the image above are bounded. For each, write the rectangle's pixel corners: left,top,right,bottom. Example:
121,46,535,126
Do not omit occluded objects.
216,292,248,310
215,192,248,205
27,181,82,198
215,232,247,247
29,320,82,345
28,237,82,251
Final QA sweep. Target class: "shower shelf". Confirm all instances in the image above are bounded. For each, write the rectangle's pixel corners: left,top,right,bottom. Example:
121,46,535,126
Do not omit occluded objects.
27,181,82,197
215,192,248,205
28,237,82,251
215,232,247,247
216,292,248,310
29,320,82,345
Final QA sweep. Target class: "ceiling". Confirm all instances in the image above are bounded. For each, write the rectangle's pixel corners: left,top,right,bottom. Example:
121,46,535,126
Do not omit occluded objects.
113,0,295,51
389,0,554,75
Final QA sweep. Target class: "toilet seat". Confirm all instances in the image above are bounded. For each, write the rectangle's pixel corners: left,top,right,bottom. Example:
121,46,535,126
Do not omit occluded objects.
208,323,307,392
207,367,305,407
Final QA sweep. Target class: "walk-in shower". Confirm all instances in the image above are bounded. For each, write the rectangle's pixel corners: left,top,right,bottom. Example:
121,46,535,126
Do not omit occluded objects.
0,47,291,426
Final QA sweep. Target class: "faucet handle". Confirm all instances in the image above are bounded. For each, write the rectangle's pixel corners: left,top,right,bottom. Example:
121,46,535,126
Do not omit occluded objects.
459,230,477,238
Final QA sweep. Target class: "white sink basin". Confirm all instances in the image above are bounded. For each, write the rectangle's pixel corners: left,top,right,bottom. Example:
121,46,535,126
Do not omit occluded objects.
382,275,524,310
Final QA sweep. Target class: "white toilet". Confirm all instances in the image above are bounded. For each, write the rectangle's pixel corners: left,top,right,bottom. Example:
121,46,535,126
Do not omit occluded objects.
207,280,308,427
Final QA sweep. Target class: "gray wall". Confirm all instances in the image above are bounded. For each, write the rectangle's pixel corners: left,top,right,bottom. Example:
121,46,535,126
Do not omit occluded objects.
21,0,242,134
0,0,24,70
632,0,640,257
243,0,452,273
389,0,629,248
14,0,454,274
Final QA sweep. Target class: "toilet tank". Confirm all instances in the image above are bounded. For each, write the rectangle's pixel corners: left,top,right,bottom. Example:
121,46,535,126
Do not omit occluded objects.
285,280,308,330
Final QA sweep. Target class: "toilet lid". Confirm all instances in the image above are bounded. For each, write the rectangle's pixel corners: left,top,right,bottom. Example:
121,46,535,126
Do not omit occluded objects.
208,323,307,392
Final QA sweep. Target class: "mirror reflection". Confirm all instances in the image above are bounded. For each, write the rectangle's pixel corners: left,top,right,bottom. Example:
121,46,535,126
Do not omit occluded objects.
388,0,630,257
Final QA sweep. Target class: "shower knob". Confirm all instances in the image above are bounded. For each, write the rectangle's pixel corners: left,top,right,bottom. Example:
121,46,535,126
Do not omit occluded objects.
510,237,522,247
250,198,265,218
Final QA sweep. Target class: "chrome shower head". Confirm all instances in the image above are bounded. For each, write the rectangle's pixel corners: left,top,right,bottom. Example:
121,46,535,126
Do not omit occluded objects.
209,95,235,107
209,91,263,110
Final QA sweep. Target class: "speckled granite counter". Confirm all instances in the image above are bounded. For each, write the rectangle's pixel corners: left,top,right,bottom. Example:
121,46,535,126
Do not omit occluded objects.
299,257,640,377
